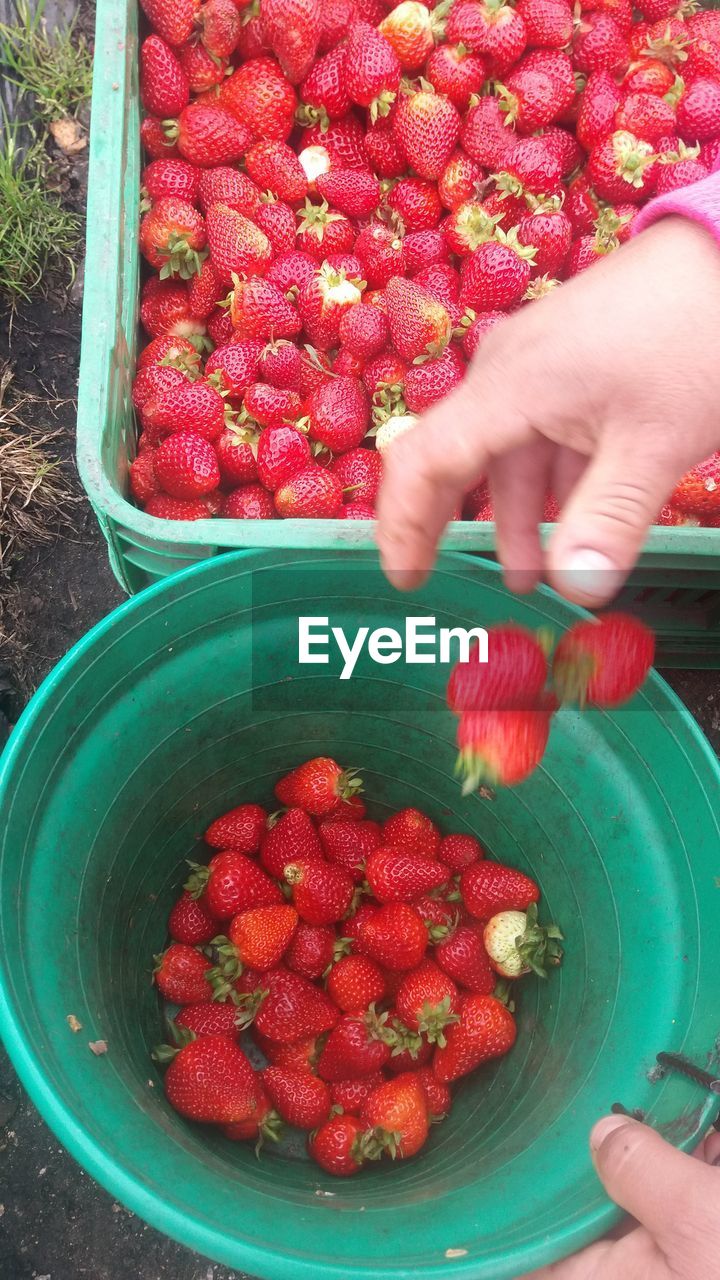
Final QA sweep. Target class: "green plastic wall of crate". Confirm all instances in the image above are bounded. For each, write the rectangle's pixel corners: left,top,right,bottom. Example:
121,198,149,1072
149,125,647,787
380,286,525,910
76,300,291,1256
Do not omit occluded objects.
76,0,720,665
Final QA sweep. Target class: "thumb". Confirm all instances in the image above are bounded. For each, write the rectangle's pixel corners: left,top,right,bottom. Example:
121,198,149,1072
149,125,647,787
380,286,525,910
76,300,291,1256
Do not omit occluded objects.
591,1115,711,1243
546,434,675,607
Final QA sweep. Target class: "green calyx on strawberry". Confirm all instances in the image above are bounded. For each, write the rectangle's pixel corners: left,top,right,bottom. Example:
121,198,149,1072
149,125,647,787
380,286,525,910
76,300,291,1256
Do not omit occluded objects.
370,380,407,429
205,933,244,1001
296,198,346,242
184,859,210,899
151,1019,197,1064
158,233,208,281
609,130,657,187
359,1124,405,1162
523,275,560,300
484,904,564,979
410,995,460,1048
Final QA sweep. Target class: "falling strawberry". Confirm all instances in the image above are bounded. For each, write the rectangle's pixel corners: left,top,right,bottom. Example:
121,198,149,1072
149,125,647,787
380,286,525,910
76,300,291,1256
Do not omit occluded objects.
552,612,655,707
447,626,549,714
456,708,553,791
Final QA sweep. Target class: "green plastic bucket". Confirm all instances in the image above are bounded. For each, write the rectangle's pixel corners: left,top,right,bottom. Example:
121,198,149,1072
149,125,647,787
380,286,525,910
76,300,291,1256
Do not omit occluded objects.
1,549,719,1279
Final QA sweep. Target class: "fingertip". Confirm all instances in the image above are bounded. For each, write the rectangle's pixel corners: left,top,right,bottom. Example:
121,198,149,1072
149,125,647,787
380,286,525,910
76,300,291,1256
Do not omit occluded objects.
590,1115,636,1157
547,547,625,608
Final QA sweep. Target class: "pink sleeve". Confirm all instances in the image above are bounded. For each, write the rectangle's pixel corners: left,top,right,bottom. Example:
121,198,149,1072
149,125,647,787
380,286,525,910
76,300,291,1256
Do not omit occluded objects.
632,159,720,247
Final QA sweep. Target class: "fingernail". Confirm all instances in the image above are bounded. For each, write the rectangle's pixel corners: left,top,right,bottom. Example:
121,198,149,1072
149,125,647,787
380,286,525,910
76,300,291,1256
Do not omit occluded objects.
555,549,624,604
590,1115,635,1155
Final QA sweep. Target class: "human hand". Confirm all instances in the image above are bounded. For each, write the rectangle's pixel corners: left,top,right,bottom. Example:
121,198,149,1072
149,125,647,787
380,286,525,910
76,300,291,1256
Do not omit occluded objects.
520,1116,720,1279
376,217,720,607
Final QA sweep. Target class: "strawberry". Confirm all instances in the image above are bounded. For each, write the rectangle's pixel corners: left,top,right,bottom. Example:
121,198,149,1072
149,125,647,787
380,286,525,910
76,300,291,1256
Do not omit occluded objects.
203,307,233,350
573,14,630,76
317,817,382,882
258,340,303,390
655,153,709,194
498,51,576,132
139,197,207,279
142,158,201,207
230,277,302,340
130,450,161,505
438,152,485,211
459,231,536,310
439,833,484,871
285,922,336,979
330,1072,385,1115
222,1082,280,1144
154,432,220,499
154,942,213,1003
244,383,303,428
328,954,387,1012
329,448,383,508
168,891,217,945
139,0,199,47
253,968,339,1041
261,808,323,878
360,903,428,970
432,994,517,1083
403,346,465,413
576,70,623,150
444,202,503,257
338,305,389,360
246,139,308,204
365,848,449,904
500,135,564,195
216,428,259,487
388,176,443,230
435,923,496,994
342,901,379,956
298,264,363,351
141,115,180,160
196,0,241,56
355,223,407,289
228,903,298,969
517,208,572,276
144,494,209,520
616,90,675,143
284,859,354,925
296,200,355,262
206,203,272,285
426,43,488,110
308,1114,366,1176
541,124,584,173
140,36,190,119
395,961,460,1046
450,0,528,72
253,425,308,492
457,709,552,791
516,0,573,47
167,103,253,166
220,56,298,142
394,89,462,180
301,116,368,169
447,626,548,714
316,169,381,220
361,1072,429,1159
303,377,369,453
462,95,515,168
484,903,563,978
339,502,376,520
385,1031,433,1074
417,1065,451,1118
139,278,203,339
382,809,440,860
253,1028,323,1072
345,21,402,120
163,1035,257,1123
623,57,674,96
198,166,262,217
364,117,409,179
178,40,229,93
187,258,224,319
461,860,540,919
363,350,408,401
404,228,451,276
317,1009,394,1081
261,0,321,84
262,1066,331,1128
380,2,439,70
174,1002,242,1040
223,468,278,510
385,277,451,361
275,758,362,816
299,47,351,127
206,339,264,397
677,77,720,143
415,894,456,940
187,849,283,919
671,454,720,518
553,612,655,707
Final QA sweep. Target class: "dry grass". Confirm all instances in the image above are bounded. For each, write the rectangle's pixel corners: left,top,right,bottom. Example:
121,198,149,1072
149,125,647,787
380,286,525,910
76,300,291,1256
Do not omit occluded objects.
0,363,79,576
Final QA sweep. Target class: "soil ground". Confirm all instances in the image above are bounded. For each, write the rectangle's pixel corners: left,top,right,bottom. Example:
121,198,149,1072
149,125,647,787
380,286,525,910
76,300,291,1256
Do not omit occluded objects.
0,2,718,1277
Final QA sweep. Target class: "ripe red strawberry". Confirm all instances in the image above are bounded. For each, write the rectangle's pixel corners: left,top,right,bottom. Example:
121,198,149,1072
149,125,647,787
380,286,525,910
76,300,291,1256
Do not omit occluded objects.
457,709,553,790
573,13,630,75
154,942,213,1003
501,135,564,195
459,232,536,310
298,264,363,351
450,0,528,71
304,377,369,454
433,995,517,1083
435,923,496,993
361,1072,429,1158
206,203,272,285
276,757,362,817
261,0,321,84
245,139,308,204
262,1066,330,1129
395,961,460,1046
299,46,351,127
517,209,572,277
154,432,220,498
616,90,675,143
338,305,389,361
385,1032,433,1073
130,450,161,505
417,1065,451,1118
498,51,576,132
364,116,408,178
244,383,303,429
553,613,655,707
360,903,428,970
254,197,297,255
404,228,451,277
167,102,253,166
516,0,573,47
345,21,402,119
142,158,201,207
174,1002,241,1040
205,339,264,398
141,114,180,160
138,334,200,371
329,448,383,508
253,424,308,491
385,277,451,362
671,455,720,518
296,200,355,262
196,0,241,55
447,626,548,714
139,0,199,47
216,429,259,488
576,70,623,150
141,36,190,119
139,278,202,339
444,203,502,257
187,258,224,319
655,154,709,195
330,1072,385,1116
301,115,368,170
228,903,299,970
317,1009,394,1081
380,1,439,70
198,166,262,217
393,89,462,181
178,40,229,93
168,891,217,945
139,196,207,279
261,808,323,879
365,848,449,904
327,954,386,1012
460,860,540,919
388,176,443,230
438,152,485,212
461,96,515,168
253,1029,321,1073
541,123,584,174
258,340,303,391
143,379,226,442
285,922,336,979
339,502,375,520
284,859,354,925
164,1035,257,1123
439,833,484,871
144,494,209,520
677,78,720,143
308,1114,366,1176
426,43,488,110
230,277,302,341
383,809,440,860
355,223,407,290
222,1081,279,1144
253,967,339,1041
623,57,674,96
187,849,283,919
220,56,298,142
403,346,465,414
316,169,380,221
317,816,382,881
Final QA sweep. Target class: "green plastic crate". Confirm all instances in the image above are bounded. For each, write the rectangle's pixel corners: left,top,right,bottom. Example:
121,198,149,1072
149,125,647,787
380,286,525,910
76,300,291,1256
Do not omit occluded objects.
76,0,720,664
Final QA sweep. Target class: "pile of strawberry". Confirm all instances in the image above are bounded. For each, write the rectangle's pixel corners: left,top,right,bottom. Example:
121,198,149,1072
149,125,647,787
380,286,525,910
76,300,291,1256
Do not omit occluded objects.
152,758,563,1175
132,0,720,526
